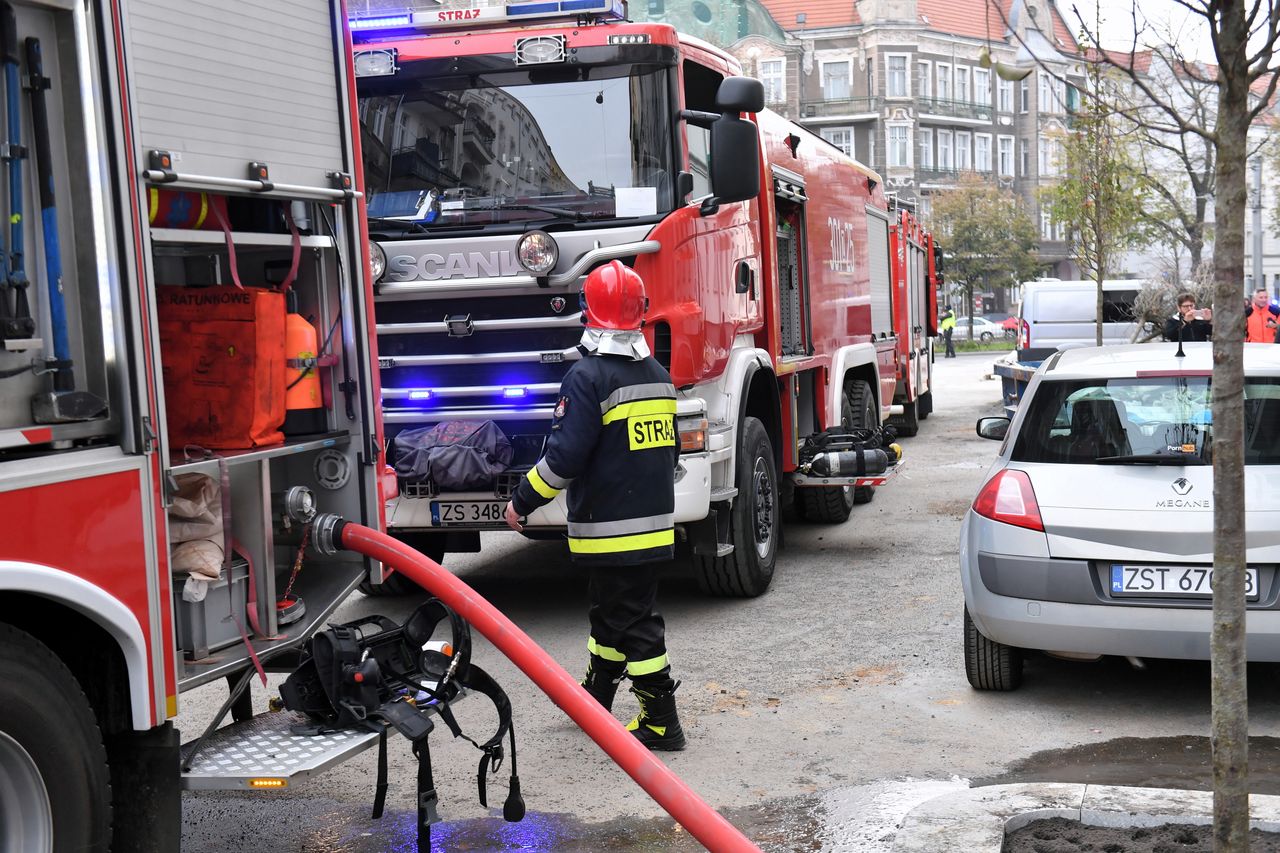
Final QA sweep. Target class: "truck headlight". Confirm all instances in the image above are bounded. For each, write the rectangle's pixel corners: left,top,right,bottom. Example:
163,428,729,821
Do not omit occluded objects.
678,416,708,453
370,242,387,282
517,230,558,275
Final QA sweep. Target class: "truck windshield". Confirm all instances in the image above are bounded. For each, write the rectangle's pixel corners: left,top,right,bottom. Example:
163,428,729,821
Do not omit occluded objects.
358,62,675,229
1011,376,1280,465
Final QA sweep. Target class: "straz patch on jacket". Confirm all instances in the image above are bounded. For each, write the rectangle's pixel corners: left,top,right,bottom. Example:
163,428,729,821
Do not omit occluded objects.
628,413,676,450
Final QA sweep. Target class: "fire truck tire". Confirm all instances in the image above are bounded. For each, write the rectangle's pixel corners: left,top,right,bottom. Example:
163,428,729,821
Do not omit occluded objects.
847,380,877,504
796,390,856,523
0,623,111,853
891,399,920,438
918,389,933,419
964,608,1023,691
693,417,778,597
358,535,445,596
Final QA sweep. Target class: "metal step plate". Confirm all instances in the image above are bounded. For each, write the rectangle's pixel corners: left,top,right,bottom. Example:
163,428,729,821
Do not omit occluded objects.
180,711,381,791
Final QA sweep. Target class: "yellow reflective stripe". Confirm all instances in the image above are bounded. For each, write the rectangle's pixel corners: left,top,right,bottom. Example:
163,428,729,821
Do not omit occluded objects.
626,716,666,736
568,528,674,555
601,398,677,425
587,637,626,662
626,653,669,677
525,466,561,500
148,187,158,224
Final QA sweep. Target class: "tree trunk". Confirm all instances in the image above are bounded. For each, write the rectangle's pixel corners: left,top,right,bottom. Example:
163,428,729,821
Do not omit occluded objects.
1211,2,1251,848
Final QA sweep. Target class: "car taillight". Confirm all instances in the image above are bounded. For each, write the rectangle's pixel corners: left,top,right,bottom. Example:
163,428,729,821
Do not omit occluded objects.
973,469,1044,531
1019,319,1030,350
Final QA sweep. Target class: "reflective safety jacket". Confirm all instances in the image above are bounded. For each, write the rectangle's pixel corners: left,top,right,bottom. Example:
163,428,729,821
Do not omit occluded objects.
510,352,678,565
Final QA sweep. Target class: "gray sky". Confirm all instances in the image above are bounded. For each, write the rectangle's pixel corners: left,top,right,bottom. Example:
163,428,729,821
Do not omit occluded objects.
1068,0,1216,61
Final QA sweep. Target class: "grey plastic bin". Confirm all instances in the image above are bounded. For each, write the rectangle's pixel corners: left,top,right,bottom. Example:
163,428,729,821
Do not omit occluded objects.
174,560,249,660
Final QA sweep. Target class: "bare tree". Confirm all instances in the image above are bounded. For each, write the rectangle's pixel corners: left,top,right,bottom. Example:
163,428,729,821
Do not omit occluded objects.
1071,1,1280,847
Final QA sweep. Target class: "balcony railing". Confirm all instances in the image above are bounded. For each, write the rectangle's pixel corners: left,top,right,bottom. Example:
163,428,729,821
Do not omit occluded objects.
916,98,993,121
917,167,962,183
801,97,881,119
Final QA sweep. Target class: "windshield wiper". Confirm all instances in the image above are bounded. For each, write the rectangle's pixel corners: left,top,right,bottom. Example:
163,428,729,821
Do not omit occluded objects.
1095,452,1209,466
366,216,428,233
477,202,591,222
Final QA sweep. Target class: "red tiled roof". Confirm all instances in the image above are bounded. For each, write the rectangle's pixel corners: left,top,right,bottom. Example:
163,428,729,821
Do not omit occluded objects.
757,0,859,30
916,0,1007,41
1084,48,1153,73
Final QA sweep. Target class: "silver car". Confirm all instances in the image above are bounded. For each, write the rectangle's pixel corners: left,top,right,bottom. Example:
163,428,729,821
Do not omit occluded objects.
961,343,1280,690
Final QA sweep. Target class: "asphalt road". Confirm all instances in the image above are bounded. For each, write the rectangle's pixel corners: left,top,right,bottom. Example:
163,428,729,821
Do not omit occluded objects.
181,352,1280,852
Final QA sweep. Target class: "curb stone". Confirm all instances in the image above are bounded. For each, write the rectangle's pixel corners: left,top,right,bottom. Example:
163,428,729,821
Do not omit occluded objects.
889,783,1280,852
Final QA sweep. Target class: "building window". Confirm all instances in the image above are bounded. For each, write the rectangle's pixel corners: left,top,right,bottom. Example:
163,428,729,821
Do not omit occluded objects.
918,127,933,168
937,129,953,169
822,127,853,156
975,68,992,106
918,60,932,99
888,124,910,166
956,131,972,170
822,61,851,100
1020,138,1029,176
886,54,909,98
998,135,1014,176
866,64,875,98
955,66,970,103
919,196,932,218
998,77,1013,112
936,63,951,101
976,133,992,171
867,132,876,167
759,58,785,103
1020,78,1030,113
1041,210,1053,240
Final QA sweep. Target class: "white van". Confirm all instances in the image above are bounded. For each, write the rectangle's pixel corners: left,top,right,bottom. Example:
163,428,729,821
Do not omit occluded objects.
1016,279,1145,362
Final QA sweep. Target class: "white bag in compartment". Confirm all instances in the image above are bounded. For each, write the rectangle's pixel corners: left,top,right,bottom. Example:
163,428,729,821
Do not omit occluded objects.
169,473,224,583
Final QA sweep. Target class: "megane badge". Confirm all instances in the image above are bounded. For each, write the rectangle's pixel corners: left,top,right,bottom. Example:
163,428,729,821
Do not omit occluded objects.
1172,478,1192,496
550,296,566,314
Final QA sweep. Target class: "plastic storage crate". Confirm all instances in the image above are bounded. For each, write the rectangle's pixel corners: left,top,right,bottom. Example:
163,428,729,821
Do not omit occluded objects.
174,559,249,660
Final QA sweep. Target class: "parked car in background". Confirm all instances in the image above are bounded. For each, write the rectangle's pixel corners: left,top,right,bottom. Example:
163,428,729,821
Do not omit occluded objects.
1016,279,1146,362
961,343,1280,690
955,315,1004,342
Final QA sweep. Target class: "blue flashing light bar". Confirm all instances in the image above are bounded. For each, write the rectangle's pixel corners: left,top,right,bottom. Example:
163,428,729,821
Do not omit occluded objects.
350,14,412,30
349,0,625,35
502,387,529,399
408,390,434,401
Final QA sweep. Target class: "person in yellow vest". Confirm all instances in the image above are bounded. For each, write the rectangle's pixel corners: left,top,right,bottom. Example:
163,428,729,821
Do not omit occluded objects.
1245,288,1280,343
940,308,957,358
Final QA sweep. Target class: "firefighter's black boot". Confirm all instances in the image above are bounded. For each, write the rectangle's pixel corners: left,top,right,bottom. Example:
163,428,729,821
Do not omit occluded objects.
626,670,686,752
581,654,626,713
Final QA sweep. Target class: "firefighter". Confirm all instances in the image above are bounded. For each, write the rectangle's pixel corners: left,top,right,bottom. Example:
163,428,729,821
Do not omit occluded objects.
503,260,685,751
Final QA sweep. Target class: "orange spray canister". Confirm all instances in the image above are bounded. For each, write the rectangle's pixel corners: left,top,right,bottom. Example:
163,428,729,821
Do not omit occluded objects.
283,290,327,436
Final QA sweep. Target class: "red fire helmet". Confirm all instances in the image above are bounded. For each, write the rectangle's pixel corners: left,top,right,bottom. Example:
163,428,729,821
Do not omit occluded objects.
581,260,647,331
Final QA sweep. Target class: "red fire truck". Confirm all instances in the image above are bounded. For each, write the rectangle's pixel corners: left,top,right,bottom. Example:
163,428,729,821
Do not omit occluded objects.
352,1,939,598
0,1,391,849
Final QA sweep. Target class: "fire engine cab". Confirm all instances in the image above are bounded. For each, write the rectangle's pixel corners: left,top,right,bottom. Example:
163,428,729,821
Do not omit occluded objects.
352,0,938,598
0,1,388,849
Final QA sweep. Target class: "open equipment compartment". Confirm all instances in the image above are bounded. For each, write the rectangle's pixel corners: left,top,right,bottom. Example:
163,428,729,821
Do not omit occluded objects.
117,0,384,687
0,0,120,451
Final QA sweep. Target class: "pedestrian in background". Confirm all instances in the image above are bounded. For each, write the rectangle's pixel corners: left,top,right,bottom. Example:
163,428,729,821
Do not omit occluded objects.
1245,288,1279,343
1164,293,1213,343
504,260,686,752
940,307,957,358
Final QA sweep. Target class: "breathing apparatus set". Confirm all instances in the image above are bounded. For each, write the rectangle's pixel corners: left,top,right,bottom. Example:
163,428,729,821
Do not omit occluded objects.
798,424,902,479
280,597,524,851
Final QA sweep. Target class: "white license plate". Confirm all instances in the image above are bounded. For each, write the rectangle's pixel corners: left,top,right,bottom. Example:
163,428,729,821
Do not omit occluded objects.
1110,564,1260,600
430,500,506,527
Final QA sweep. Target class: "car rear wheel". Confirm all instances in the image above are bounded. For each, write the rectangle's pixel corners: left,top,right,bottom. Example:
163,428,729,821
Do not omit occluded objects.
980,331,994,343
964,608,1023,691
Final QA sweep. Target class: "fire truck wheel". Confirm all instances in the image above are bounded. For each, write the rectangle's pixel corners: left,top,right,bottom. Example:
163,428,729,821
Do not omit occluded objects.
918,390,933,419
0,623,111,853
796,390,856,523
891,399,920,438
847,380,878,504
964,608,1023,691
358,534,445,596
693,416,778,597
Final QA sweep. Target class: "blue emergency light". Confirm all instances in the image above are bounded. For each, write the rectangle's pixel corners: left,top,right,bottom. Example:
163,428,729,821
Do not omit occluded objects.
349,0,625,35
407,390,434,401
502,387,529,399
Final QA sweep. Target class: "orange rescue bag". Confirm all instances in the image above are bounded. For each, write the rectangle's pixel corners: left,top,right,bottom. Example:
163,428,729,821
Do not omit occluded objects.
157,286,287,449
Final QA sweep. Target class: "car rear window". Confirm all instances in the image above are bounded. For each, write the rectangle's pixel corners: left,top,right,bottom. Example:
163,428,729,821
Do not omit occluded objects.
1011,376,1280,465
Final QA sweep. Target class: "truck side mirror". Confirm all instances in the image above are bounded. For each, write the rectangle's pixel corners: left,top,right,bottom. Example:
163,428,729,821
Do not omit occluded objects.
707,115,760,207
715,76,764,113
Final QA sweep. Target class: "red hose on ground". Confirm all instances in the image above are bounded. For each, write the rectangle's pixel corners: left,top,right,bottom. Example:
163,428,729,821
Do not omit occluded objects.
339,522,761,853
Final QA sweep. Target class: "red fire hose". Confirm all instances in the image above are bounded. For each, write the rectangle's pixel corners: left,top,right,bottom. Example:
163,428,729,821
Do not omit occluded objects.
337,521,761,853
